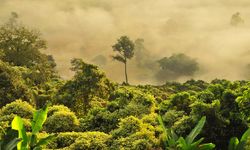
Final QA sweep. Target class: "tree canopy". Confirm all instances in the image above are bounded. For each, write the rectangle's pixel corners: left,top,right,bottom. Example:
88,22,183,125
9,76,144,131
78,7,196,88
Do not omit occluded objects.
156,53,199,81
112,36,135,84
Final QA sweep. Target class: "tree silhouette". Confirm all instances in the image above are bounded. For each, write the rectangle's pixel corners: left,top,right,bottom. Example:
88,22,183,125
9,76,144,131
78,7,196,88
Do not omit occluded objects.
112,36,135,84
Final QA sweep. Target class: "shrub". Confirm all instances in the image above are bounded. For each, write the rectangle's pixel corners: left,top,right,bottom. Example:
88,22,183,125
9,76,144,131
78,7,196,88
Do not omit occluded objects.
142,113,158,127
197,90,215,103
111,116,142,138
68,132,111,150
162,110,185,128
0,99,34,118
159,92,195,115
172,115,195,136
45,132,84,149
47,105,72,117
237,89,250,119
109,87,155,112
81,87,156,133
111,127,159,150
207,84,224,99
110,116,160,150
0,100,34,133
0,61,33,107
45,111,79,133
79,107,119,133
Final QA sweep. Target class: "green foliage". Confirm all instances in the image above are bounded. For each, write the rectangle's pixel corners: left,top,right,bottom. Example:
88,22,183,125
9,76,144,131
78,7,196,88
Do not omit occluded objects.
11,116,28,149
110,116,160,150
109,86,155,115
0,21,46,67
158,116,215,150
228,128,250,150
1,100,35,118
207,84,225,100
47,105,72,117
56,58,114,115
46,132,84,149
111,116,142,138
159,92,195,114
172,115,195,136
161,110,185,128
0,100,34,134
79,107,118,133
0,25,249,150
0,127,21,150
0,114,32,133
0,62,32,107
45,106,79,133
81,86,155,133
32,79,63,108
236,89,250,120
68,132,111,150
11,105,55,150
197,90,215,103
190,93,248,149
111,130,159,150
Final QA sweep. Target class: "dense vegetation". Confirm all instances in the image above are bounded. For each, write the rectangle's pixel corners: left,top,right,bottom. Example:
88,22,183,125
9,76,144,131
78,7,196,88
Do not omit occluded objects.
0,13,250,150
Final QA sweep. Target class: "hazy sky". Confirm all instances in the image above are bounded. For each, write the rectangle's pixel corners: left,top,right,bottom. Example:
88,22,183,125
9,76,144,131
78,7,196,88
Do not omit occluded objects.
0,0,250,84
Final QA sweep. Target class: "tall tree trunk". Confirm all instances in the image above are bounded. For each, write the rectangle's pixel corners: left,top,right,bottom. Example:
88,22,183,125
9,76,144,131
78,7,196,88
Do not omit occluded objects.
125,58,128,84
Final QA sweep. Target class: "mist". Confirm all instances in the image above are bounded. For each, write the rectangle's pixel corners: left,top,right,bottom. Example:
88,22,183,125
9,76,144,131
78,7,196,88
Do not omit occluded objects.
0,0,250,84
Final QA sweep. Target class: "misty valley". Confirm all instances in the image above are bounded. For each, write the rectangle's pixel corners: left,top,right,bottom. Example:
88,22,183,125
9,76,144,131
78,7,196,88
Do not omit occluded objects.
0,1,250,150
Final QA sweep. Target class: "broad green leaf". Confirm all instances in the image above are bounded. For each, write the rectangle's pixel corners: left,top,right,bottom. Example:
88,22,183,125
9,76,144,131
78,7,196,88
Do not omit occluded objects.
170,129,178,141
29,134,37,149
198,143,216,150
158,115,167,136
1,128,18,144
228,137,239,150
240,128,250,142
32,106,48,134
1,128,21,150
34,134,56,147
158,115,168,146
186,116,206,144
4,138,22,150
191,138,204,147
178,137,188,149
11,116,28,150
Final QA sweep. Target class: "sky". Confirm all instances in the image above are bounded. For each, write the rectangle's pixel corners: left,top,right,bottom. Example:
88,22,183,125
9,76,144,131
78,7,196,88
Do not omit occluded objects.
0,0,250,84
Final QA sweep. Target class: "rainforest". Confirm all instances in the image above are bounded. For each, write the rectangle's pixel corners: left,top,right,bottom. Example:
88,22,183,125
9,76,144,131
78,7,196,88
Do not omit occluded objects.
0,1,250,150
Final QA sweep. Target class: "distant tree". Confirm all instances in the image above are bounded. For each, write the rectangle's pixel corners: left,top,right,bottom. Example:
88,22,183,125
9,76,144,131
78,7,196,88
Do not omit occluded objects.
91,55,107,66
244,64,250,79
0,12,57,85
156,53,199,81
112,36,135,84
134,38,146,67
134,38,156,70
230,12,244,26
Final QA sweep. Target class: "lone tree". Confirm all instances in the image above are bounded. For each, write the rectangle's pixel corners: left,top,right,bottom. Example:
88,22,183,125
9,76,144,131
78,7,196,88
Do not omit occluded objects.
112,36,135,84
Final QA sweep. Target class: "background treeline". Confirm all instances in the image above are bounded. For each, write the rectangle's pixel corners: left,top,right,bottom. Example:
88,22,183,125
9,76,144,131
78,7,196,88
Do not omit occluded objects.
0,13,250,150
